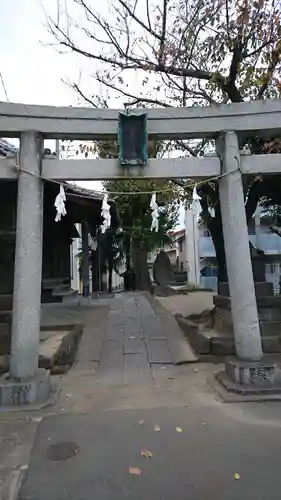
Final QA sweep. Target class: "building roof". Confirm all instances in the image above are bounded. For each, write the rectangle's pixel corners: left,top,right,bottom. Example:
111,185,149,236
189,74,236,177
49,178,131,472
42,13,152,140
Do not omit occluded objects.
0,138,105,202
0,139,18,157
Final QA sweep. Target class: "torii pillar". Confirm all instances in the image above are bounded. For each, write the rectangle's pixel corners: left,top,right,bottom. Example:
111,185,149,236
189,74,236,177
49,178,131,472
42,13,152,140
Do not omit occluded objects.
217,131,281,392
0,131,51,406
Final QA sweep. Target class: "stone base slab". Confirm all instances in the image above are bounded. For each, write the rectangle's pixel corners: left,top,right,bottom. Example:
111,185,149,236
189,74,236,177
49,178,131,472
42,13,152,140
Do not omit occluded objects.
226,356,281,386
216,356,281,396
210,375,281,402
0,368,51,406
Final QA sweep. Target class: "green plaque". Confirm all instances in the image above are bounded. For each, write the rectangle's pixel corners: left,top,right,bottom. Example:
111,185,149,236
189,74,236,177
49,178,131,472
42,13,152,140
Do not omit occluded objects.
118,112,148,166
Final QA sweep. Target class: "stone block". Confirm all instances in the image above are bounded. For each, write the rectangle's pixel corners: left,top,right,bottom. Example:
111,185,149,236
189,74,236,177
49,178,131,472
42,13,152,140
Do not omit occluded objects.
225,356,281,387
258,307,281,321
0,295,13,311
213,295,231,309
257,296,281,308
0,369,51,406
0,323,11,355
262,336,281,353
211,336,235,355
175,316,211,354
218,281,274,298
260,321,281,337
255,282,274,297
251,257,266,282
55,325,83,366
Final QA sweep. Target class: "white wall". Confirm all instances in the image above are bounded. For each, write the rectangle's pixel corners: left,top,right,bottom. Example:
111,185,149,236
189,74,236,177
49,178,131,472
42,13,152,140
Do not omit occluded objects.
70,223,81,292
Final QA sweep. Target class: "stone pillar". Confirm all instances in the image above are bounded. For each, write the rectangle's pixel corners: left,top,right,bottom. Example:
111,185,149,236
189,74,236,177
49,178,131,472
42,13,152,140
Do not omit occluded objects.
218,131,263,361
81,222,90,297
10,131,44,380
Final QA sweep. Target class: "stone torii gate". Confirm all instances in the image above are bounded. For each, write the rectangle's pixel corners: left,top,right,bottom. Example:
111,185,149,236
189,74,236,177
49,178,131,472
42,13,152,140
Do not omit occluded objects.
0,99,281,405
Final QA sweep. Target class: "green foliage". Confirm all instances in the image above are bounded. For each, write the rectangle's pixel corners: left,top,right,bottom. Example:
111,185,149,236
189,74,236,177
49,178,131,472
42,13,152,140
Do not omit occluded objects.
98,226,124,273
104,178,179,251
98,139,179,251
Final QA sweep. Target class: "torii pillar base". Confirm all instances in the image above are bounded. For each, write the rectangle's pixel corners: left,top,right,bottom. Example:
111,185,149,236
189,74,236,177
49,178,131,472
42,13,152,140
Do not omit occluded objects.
216,357,281,396
0,369,52,407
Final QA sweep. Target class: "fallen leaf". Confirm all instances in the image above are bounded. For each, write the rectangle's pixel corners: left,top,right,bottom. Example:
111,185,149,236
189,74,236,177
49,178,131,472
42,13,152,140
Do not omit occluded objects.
234,473,240,480
194,368,199,373
139,420,145,425
154,424,161,432
201,422,206,427
129,467,143,476
31,417,42,423
141,448,153,459
176,426,183,433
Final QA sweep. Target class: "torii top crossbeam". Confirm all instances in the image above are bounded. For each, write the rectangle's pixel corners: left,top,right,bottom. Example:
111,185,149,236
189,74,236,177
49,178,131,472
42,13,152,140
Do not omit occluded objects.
0,99,280,140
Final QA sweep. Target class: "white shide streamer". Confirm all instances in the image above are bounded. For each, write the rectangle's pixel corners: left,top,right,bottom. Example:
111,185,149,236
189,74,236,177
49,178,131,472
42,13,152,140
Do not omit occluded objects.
150,192,159,232
192,185,201,223
101,194,111,233
54,184,67,222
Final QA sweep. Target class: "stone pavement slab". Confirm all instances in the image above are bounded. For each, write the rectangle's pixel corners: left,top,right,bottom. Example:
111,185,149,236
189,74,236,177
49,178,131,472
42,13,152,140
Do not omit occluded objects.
19,407,281,500
146,339,173,364
97,293,197,386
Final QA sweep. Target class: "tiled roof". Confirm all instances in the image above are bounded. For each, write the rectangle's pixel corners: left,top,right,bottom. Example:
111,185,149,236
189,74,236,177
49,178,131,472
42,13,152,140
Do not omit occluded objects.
0,139,104,201
0,138,18,157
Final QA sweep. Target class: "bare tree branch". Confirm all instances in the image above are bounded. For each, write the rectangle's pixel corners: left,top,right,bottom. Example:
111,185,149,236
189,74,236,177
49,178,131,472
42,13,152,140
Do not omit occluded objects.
95,73,171,107
158,0,168,63
118,0,162,40
271,225,281,238
71,82,98,106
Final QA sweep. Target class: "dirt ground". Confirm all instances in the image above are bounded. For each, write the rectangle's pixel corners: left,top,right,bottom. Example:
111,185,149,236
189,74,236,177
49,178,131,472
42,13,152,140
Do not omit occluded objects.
156,291,215,317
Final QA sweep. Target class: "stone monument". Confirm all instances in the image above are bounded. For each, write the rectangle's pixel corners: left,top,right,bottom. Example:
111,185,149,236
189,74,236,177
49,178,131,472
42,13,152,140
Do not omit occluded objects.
153,250,186,286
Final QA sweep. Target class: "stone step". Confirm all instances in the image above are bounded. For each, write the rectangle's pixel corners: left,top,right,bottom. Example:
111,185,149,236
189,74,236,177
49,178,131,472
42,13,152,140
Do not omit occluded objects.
176,315,281,355
0,295,13,311
260,321,281,336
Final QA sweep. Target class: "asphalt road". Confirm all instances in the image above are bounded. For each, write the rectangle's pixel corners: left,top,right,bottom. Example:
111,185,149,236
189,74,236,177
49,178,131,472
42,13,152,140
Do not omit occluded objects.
19,405,281,500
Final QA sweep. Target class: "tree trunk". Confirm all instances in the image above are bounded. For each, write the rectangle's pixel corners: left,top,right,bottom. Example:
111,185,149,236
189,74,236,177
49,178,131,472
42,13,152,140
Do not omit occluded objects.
132,244,152,291
206,206,228,287
210,226,227,284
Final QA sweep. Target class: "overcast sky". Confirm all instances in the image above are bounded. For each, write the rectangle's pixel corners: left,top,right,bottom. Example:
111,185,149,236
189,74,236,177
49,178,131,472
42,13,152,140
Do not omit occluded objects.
0,0,75,105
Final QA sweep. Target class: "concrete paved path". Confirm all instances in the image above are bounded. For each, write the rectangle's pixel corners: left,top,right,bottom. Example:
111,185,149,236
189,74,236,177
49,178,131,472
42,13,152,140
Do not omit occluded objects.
97,293,196,387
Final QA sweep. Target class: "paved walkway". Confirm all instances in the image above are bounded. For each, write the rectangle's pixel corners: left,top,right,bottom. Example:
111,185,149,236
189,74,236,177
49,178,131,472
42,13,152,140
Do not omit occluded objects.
97,293,195,387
